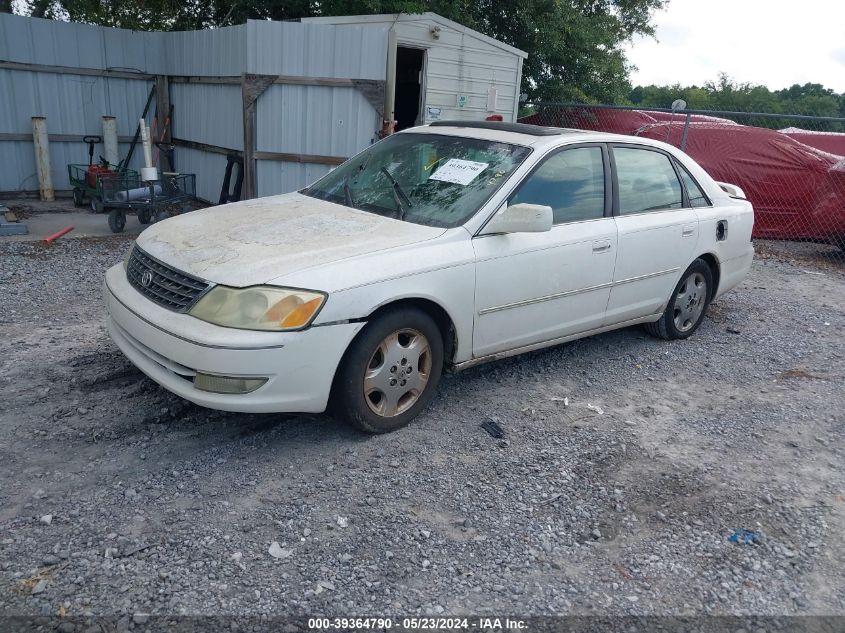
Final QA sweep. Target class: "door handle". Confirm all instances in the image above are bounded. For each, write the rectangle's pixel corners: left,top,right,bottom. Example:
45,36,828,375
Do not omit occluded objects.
592,240,612,253
682,224,696,237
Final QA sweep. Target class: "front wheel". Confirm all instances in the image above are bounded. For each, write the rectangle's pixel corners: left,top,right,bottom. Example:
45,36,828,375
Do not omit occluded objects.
646,259,713,340
72,188,84,207
331,307,444,433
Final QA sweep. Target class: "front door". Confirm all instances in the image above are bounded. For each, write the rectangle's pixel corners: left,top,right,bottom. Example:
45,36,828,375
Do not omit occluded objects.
472,145,618,357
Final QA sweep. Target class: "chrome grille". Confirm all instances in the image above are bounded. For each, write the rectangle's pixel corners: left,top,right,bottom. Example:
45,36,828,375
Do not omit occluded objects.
126,247,210,312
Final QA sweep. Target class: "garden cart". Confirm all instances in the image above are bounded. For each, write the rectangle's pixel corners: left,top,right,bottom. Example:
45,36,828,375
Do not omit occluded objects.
67,135,137,213
100,171,197,233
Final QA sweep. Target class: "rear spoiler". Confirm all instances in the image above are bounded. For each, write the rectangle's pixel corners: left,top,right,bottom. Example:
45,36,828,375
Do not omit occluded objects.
717,181,747,200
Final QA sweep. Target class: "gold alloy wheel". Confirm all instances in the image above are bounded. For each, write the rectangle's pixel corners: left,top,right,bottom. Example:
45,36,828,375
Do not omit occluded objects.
363,328,432,417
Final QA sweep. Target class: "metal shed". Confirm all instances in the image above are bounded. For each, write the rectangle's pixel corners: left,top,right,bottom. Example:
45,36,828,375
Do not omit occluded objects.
303,13,528,128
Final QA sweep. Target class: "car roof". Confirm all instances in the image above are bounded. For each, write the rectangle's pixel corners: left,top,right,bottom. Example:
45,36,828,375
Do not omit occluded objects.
404,122,687,154
404,123,586,146
429,120,568,136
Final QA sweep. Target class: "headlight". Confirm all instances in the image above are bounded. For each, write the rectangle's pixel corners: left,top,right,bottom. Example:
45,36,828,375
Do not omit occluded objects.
122,242,135,270
189,286,326,331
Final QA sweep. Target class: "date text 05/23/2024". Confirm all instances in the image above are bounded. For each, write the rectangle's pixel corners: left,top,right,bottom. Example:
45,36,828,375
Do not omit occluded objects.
308,617,528,630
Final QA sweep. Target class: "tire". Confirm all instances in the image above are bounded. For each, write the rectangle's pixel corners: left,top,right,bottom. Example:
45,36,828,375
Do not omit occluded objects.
72,188,84,207
90,197,104,214
646,259,713,340
153,210,169,223
331,307,444,433
137,209,152,225
108,209,126,233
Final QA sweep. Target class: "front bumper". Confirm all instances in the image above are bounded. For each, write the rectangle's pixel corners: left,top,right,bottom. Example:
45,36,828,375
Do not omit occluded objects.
104,264,364,413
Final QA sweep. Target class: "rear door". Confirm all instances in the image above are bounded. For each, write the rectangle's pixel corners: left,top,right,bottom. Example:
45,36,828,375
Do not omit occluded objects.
604,144,700,325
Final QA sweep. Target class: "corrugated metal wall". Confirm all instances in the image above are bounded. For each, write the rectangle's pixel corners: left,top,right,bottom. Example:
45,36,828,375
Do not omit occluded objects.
254,86,377,197
169,82,243,202
174,147,231,203
0,14,159,192
155,25,246,202
164,25,246,77
1,14,386,202
247,20,387,197
0,69,157,192
246,20,386,78
0,13,166,71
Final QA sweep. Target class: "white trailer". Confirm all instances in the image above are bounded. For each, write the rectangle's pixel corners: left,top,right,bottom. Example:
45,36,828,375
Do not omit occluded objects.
303,13,527,129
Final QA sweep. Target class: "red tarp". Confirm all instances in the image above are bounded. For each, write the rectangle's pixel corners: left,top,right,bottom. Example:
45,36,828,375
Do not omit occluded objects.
519,108,737,133
520,107,845,243
781,127,845,157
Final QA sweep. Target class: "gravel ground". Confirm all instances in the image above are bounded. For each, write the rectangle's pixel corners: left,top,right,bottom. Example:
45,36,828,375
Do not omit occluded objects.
0,235,843,630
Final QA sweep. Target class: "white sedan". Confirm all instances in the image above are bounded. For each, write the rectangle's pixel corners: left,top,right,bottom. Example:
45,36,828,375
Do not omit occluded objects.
104,121,754,433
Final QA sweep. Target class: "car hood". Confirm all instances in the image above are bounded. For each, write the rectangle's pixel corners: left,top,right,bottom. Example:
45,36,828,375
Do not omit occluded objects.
137,192,446,286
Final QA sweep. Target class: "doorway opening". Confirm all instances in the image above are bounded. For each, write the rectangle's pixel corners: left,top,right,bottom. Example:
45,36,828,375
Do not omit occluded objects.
394,47,425,131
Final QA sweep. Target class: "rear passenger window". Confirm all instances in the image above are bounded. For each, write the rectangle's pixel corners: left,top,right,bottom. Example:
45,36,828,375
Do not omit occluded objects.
509,147,605,224
677,164,711,207
613,147,683,215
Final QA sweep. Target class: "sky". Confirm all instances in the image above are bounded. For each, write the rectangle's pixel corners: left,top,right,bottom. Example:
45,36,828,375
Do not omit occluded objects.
625,0,845,92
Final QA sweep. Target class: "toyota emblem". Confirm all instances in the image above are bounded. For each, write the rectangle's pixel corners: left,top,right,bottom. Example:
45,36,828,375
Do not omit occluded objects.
140,269,153,287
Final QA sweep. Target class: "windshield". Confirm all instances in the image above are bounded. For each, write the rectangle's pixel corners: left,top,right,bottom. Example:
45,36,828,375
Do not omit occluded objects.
302,133,532,228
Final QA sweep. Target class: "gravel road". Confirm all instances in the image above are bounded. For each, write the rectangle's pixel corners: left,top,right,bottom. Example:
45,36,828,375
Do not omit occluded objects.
0,236,843,630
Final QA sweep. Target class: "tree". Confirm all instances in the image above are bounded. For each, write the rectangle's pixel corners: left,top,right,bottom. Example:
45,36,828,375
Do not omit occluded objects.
629,74,845,131
19,0,667,103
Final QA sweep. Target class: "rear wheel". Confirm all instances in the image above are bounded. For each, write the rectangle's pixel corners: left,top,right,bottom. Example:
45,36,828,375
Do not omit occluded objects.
72,188,84,207
108,209,126,233
646,259,713,340
332,307,444,433
137,208,152,225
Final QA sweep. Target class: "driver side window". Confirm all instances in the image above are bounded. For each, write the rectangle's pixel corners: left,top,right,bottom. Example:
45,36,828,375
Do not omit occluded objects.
509,146,606,224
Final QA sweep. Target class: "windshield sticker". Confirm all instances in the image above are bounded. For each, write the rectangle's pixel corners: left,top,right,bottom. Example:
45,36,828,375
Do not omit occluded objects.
429,159,489,186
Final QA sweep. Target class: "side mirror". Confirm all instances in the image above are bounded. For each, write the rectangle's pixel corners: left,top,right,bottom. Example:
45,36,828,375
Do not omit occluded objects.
481,203,553,235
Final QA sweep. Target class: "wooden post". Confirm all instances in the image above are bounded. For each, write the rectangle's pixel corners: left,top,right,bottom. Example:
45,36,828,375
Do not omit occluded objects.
242,94,256,200
385,28,397,130
31,117,54,201
155,75,173,172
240,74,275,200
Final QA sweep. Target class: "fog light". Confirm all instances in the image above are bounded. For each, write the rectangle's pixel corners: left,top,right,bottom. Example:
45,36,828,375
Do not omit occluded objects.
194,372,268,394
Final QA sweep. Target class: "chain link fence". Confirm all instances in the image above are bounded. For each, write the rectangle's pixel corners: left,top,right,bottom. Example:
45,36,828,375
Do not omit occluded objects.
519,102,845,265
